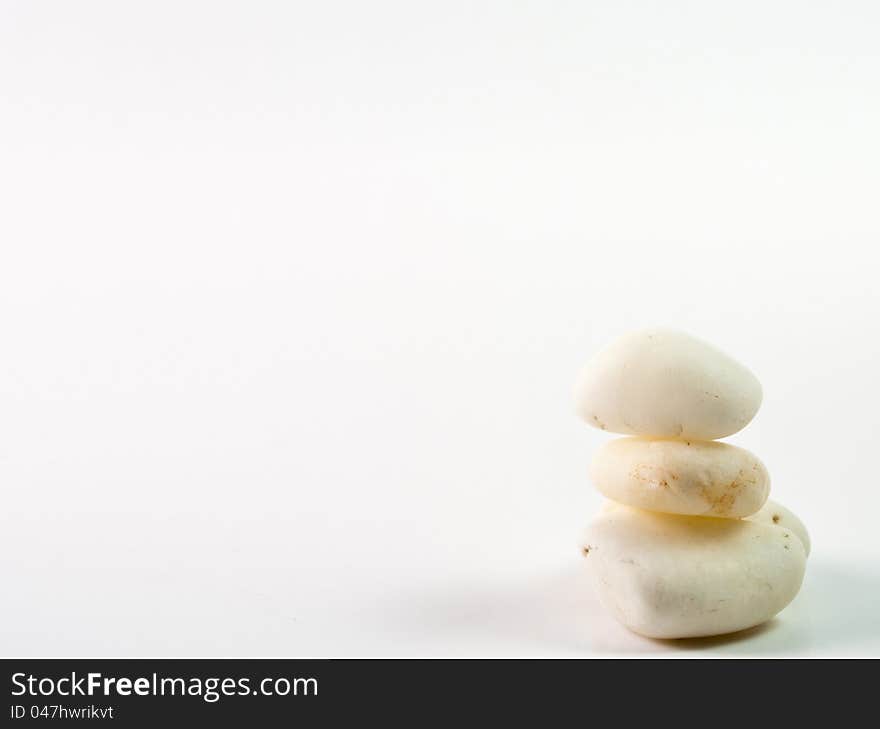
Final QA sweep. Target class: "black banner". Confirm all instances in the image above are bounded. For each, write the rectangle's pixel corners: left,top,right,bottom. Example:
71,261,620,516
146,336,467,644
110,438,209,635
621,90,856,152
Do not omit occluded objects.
0,658,861,726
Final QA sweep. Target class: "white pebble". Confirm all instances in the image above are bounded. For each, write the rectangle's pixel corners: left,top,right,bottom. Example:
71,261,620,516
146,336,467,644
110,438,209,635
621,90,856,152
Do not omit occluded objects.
590,437,769,518
582,502,806,639
574,328,762,439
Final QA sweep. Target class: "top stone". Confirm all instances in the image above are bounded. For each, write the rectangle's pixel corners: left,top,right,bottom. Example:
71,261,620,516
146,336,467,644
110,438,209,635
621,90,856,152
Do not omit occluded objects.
574,328,762,440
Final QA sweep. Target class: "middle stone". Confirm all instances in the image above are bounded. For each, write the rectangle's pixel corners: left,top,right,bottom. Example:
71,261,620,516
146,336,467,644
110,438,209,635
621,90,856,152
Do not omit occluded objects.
590,437,770,518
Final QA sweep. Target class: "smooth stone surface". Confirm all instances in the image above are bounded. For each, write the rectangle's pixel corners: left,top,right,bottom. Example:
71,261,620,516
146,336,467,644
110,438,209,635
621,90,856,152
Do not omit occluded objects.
582,502,806,639
747,498,810,557
574,328,763,439
590,437,770,518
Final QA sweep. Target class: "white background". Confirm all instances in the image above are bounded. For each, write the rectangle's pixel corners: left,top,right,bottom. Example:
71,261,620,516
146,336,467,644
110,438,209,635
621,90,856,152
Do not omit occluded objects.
1,1,879,657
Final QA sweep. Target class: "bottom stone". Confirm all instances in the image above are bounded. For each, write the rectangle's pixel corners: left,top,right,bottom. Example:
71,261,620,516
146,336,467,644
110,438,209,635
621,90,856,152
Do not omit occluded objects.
581,501,807,639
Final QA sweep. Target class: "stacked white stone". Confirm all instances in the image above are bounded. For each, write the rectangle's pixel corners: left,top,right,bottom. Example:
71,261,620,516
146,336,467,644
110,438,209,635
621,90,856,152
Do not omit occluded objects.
575,329,809,639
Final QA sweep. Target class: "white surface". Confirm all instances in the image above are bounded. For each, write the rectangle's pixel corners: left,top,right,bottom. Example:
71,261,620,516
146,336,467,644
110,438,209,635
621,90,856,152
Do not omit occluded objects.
1,1,879,657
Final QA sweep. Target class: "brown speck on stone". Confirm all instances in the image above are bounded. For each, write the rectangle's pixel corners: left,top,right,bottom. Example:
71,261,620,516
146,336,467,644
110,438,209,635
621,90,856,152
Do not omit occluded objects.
714,489,737,514
582,546,591,557
772,514,780,524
